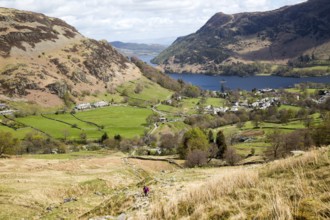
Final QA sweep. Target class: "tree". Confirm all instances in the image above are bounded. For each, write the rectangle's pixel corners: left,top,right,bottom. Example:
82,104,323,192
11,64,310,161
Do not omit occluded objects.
266,129,284,159
178,128,209,159
100,132,109,143
208,130,214,143
0,131,19,155
114,134,122,142
146,113,160,126
182,84,200,98
62,129,70,142
22,132,62,154
159,133,179,153
224,147,241,165
252,114,262,128
312,115,330,147
216,130,227,158
80,132,87,144
185,150,208,167
134,83,144,94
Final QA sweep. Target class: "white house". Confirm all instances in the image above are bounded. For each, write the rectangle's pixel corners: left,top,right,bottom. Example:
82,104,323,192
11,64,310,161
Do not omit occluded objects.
75,103,91,110
0,110,15,115
93,101,109,108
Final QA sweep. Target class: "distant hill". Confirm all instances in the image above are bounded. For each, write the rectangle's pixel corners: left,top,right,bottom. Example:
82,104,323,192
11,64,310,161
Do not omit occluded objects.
153,0,330,76
0,8,141,107
110,41,167,57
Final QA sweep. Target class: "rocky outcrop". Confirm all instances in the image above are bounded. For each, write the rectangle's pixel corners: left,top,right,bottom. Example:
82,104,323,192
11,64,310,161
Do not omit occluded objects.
46,81,70,98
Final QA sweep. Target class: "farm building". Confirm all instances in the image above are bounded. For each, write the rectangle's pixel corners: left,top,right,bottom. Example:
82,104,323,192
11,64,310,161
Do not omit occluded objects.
75,103,91,110
0,110,15,115
93,101,109,108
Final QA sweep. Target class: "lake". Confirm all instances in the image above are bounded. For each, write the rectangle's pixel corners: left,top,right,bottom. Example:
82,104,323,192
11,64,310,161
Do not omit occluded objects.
167,73,330,91
138,55,157,66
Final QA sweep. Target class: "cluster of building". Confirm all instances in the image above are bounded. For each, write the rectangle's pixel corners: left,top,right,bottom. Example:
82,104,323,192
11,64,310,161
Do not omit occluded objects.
74,101,109,111
204,97,280,114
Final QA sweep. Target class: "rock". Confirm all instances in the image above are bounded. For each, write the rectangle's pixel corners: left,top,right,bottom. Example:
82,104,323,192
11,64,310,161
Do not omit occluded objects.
63,197,77,203
94,191,103,196
117,213,126,220
89,215,115,220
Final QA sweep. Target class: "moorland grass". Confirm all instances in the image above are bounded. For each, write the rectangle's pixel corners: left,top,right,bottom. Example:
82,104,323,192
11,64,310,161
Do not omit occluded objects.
146,147,330,220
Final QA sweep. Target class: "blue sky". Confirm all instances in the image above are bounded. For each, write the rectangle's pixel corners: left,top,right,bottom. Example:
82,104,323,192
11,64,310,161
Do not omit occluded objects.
0,0,306,44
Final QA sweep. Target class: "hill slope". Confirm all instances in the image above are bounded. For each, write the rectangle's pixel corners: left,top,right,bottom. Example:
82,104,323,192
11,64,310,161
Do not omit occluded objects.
0,148,328,219
153,0,330,75
0,8,141,107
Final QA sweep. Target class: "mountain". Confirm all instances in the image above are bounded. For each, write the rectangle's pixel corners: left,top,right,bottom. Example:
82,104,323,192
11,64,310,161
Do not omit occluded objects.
110,41,167,57
153,0,330,75
0,8,141,107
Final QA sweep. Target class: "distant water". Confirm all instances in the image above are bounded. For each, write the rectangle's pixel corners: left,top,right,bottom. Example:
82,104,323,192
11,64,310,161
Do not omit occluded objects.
138,55,157,66
168,73,330,91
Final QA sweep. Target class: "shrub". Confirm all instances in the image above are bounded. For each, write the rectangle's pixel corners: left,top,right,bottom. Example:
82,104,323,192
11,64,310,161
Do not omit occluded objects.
224,147,241,165
178,127,209,159
216,130,227,159
185,149,208,167
0,131,20,155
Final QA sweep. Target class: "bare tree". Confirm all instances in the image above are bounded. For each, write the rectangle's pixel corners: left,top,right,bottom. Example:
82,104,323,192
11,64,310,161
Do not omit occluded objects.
224,147,241,165
185,150,208,167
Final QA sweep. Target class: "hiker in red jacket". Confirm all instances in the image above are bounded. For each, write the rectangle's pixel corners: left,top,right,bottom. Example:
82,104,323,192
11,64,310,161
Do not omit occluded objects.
143,186,150,196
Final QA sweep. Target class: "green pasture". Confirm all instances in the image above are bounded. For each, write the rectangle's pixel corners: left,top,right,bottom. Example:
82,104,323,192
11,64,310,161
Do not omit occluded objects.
117,77,173,102
10,106,152,140
0,124,36,139
243,120,305,131
74,106,152,138
90,93,124,104
233,142,270,156
180,98,199,114
157,105,180,114
44,113,103,139
205,98,226,107
22,150,117,160
285,88,318,94
278,104,301,111
16,115,82,139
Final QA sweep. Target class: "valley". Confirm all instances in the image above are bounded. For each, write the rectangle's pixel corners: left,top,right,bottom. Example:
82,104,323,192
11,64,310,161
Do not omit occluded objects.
0,2,330,220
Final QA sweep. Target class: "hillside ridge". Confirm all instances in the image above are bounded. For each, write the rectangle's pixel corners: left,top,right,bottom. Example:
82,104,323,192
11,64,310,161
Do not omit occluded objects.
0,7,141,107
152,0,330,75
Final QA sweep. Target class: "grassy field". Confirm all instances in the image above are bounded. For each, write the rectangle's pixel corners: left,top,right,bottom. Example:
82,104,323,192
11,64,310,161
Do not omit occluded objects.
117,77,173,102
285,88,318,94
205,97,226,107
11,106,153,140
74,106,152,138
278,104,302,111
0,124,36,139
0,148,328,219
16,115,83,139
156,104,180,114
214,118,309,157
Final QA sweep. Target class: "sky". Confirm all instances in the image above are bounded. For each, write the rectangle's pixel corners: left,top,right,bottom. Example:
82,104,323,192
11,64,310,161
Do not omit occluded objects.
0,0,306,44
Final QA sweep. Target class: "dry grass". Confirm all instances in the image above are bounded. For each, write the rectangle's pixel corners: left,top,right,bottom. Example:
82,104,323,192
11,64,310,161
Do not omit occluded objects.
0,154,178,219
1,148,329,219
139,147,330,220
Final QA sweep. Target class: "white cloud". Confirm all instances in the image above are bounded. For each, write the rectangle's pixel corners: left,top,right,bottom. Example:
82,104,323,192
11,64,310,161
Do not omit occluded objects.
0,0,307,43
